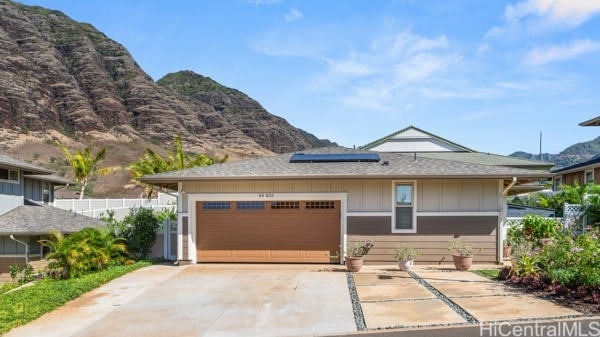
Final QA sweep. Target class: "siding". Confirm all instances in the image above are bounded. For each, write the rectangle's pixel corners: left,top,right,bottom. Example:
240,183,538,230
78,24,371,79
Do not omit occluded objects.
0,256,41,274
347,216,497,263
24,178,42,202
183,178,500,213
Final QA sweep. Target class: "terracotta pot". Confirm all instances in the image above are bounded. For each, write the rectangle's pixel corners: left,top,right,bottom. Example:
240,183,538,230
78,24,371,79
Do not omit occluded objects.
452,254,473,271
503,246,512,258
398,259,414,271
345,256,363,272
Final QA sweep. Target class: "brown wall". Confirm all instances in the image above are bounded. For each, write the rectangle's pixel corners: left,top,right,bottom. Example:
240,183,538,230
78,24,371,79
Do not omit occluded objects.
347,216,497,263
0,256,41,274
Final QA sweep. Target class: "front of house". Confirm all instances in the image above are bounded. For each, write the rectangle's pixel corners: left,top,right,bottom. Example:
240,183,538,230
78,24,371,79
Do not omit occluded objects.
141,127,552,265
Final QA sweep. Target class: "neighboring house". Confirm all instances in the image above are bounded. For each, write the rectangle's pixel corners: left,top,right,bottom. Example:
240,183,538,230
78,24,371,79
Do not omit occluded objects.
579,116,600,126
507,203,555,218
0,155,102,273
141,126,552,265
551,157,600,191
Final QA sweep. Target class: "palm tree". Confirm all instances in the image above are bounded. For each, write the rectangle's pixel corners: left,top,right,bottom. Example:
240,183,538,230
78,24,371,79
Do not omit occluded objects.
128,134,225,198
55,140,115,199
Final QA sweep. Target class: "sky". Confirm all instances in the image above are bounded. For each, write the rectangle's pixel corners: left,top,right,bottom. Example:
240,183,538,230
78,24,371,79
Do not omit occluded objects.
18,0,600,156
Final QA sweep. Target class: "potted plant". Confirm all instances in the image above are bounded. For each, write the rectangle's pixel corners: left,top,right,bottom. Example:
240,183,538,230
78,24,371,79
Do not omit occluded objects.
447,238,478,271
502,239,512,258
394,244,421,271
343,241,374,272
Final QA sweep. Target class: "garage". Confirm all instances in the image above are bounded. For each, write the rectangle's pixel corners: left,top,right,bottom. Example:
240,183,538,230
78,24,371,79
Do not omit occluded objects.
196,200,340,263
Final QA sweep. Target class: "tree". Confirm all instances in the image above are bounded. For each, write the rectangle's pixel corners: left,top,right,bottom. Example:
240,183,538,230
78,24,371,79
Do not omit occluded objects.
128,134,224,197
55,140,115,199
122,207,160,259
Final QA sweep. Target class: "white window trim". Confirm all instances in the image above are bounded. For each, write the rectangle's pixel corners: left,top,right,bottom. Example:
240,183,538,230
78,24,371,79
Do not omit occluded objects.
585,169,595,183
391,180,417,233
186,192,348,264
0,168,19,184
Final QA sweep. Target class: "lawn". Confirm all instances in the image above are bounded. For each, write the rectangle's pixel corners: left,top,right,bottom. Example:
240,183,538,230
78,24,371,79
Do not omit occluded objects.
472,269,500,280
0,261,150,334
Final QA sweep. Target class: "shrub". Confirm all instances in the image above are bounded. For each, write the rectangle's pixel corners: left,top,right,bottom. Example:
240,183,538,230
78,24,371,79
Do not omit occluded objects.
40,228,129,279
520,215,561,244
122,207,160,259
394,244,421,260
8,263,34,284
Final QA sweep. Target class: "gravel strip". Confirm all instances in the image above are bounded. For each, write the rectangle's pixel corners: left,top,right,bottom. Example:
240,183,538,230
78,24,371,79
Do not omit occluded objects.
346,273,367,331
408,270,479,324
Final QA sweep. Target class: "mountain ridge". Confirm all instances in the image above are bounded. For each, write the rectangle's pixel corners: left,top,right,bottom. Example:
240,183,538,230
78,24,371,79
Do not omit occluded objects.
509,136,600,170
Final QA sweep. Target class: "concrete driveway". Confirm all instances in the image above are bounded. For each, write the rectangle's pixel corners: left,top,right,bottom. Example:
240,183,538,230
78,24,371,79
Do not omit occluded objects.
6,264,356,337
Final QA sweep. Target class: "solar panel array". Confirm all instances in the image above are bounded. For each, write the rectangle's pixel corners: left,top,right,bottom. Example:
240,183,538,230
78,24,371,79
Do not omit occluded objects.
289,153,381,163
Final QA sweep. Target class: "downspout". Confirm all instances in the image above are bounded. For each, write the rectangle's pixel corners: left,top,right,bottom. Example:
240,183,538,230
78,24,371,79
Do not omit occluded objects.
499,177,517,263
10,235,29,264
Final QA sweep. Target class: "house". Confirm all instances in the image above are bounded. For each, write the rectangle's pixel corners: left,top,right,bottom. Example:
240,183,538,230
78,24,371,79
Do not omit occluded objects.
551,157,600,190
0,155,102,272
140,126,552,265
579,116,600,126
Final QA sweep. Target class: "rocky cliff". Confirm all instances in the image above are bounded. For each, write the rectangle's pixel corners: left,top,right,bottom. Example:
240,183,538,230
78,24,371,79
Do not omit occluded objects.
0,0,333,196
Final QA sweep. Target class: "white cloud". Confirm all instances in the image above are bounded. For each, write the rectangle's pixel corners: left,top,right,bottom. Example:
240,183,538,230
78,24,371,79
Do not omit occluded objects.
284,8,303,23
505,0,600,27
524,39,600,65
488,0,600,38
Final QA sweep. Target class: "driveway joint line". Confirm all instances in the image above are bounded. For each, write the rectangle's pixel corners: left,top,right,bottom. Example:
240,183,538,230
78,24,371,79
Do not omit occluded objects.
408,270,479,324
347,272,367,331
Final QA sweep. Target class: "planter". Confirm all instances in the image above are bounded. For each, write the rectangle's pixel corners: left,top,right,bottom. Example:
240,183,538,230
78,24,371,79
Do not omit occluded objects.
452,254,473,271
345,256,363,272
503,246,512,258
398,259,414,271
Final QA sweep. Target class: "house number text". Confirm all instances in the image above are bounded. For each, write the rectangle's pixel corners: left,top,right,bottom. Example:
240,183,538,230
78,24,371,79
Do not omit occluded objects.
258,193,274,198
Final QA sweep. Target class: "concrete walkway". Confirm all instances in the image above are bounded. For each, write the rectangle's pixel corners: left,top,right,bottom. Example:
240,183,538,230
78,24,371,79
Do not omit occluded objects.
6,264,356,337
354,265,584,330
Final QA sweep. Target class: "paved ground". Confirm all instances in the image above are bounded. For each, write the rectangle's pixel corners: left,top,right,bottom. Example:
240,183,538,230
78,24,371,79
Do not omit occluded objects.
5,264,356,337
354,265,584,330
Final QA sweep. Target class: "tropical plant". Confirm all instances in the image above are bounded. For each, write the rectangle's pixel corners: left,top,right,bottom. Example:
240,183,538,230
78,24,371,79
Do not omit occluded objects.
128,134,225,198
55,140,117,199
520,215,561,244
122,207,161,259
447,238,477,257
40,228,129,279
394,244,421,261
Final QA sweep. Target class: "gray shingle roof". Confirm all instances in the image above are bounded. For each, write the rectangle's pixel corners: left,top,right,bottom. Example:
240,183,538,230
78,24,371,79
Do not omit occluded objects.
140,146,552,184
0,204,104,235
0,155,53,174
415,152,554,169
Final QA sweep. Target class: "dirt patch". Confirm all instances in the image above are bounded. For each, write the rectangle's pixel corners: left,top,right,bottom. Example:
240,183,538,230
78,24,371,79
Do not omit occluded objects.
506,282,600,315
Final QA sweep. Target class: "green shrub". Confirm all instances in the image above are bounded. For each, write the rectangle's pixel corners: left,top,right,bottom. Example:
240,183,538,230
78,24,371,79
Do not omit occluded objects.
40,228,129,279
520,215,561,244
8,263,34,284
122,207,160,259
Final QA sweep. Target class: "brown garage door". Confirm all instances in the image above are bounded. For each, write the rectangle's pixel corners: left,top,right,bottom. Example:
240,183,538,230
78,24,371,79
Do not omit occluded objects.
196,200,340,263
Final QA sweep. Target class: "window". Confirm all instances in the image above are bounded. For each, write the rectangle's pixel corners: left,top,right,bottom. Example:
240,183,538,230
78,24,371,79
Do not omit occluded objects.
305,201,335,209
553,176,562,191
42,181,51,204
393,182,415,232
585,170,595,184
270,201,300,209
0,168,19,183
236,201,264,210
202,201,231,210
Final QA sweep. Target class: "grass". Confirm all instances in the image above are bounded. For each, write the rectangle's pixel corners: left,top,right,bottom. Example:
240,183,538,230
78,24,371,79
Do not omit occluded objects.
0,261,150,334
472,269,500,280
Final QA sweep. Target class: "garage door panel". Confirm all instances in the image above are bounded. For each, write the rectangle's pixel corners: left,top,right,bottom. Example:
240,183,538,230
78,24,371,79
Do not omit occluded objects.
196,200,340,263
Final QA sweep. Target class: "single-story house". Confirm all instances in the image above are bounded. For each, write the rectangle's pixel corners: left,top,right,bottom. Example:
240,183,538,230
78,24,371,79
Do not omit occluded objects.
0,155,102,272
140,126,552,265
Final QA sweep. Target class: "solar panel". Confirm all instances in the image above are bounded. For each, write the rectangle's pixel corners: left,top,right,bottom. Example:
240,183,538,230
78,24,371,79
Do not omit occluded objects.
290,153,380,163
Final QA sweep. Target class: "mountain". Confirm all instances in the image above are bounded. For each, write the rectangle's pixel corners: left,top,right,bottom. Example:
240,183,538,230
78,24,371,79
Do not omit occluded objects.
510,136,600,169
0,0,333,196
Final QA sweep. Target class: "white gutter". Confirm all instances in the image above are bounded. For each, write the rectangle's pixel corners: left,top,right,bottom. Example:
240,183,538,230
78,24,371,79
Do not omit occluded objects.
9,235,29,264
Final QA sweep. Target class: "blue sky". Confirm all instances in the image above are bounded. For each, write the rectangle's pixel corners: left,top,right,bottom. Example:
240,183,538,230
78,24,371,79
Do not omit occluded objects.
19,0,600,155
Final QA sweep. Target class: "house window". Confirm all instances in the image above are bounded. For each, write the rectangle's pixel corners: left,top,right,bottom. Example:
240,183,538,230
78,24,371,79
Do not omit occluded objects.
585,170,595,184
393,182,415,232
270,201,300,209
236,201,264,210
202,201,231,210
0,168,19,183
42,181,51,204
305,201,335,209
553,176,562,191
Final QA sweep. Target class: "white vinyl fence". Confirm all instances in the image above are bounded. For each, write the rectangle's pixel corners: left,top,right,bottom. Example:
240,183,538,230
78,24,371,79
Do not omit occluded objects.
53,193,177,220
